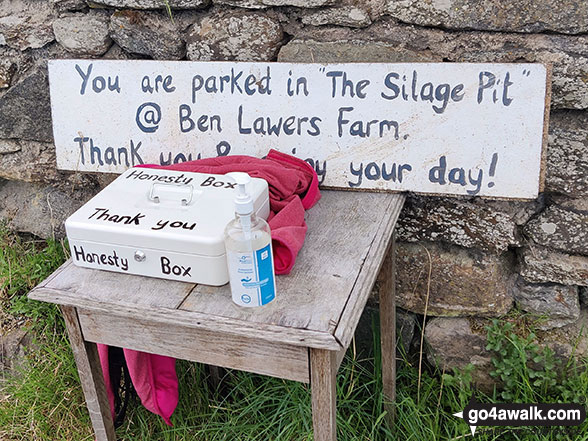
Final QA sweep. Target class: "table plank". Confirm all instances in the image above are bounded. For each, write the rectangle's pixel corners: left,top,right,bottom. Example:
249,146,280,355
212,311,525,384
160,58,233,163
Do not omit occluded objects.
334,196,404,348
180,191,403,335
29,286,341,350
78,309,310,383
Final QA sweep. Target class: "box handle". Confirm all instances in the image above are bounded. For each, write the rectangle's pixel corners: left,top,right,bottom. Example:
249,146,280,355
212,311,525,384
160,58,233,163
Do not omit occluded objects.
149,183,194,206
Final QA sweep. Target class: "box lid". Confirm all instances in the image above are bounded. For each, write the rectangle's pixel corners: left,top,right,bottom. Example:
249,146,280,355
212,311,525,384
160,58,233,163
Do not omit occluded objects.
65,168,269,257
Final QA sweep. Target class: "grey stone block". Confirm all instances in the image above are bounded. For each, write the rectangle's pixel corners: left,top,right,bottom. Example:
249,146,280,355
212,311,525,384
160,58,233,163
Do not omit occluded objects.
186,11,283,61
0,59,16,89
580,287,587,308
546,111,588,197
53,12,113,56
396,308,417,352
109,10,186,60
525,206,588,256
0,139,58,183
0,68,53,143
539,309,588,361
425,317,494,390
512,277,580,330
91,0,209,8
551,196,588,213
520,246,588,286
386,0,588,35
396,242,514,317
302,6,372,28
0,180,94,239
397,195,540,253
213,0,335,9
0,1,55,51
425,311,588,392
53,0,87,12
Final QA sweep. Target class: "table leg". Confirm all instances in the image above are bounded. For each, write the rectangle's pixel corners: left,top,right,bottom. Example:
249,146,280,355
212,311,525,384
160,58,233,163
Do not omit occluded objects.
310,348,337,441
379,234,397,422
207,365,224,391
61,306,116,441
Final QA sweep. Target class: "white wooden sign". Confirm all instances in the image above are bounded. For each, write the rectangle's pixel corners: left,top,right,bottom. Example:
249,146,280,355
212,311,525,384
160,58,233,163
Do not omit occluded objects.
48,60,548,198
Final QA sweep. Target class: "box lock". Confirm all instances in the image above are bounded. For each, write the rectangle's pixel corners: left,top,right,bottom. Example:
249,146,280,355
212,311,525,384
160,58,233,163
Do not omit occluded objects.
134,250,146,262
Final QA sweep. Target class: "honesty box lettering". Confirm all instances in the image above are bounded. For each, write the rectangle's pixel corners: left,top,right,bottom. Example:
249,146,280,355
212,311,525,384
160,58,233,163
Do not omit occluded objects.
71,244,194,280
48,60,548,199
73,245,129,272
86,206,197,233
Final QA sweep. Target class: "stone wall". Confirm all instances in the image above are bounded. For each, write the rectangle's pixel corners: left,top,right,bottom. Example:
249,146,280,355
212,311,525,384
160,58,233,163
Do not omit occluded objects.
1,0,586,385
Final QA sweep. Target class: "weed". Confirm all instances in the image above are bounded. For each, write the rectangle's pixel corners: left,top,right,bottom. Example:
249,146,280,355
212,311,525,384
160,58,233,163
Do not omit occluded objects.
477,318,588,440
163,0,175,23
0,225,68,332
487,319,561,402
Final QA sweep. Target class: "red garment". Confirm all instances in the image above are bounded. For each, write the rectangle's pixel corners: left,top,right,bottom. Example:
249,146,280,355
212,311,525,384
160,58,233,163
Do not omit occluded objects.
96,345,177,426
98,150,320,427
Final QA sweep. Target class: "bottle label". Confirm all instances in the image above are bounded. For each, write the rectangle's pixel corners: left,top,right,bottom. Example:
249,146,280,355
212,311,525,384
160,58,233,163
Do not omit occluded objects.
228,243,276,307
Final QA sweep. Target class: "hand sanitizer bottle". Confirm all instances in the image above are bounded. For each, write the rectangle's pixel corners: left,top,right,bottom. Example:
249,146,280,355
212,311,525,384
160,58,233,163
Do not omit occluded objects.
224,173,276,307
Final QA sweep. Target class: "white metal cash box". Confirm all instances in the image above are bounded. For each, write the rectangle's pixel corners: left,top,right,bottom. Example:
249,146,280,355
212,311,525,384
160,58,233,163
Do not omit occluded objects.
65,167,270,285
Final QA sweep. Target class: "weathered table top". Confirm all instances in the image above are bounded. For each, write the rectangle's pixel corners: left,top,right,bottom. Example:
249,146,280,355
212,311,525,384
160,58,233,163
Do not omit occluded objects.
29,191,405,352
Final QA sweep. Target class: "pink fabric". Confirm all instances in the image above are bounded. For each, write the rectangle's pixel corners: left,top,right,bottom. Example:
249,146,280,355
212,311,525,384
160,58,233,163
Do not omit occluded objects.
123,350,177,425
267,196,307,274
96,345,177,427
97,150,320,426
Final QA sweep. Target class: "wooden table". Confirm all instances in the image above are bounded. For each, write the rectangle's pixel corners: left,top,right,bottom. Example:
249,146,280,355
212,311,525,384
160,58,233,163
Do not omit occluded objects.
28,190,405,441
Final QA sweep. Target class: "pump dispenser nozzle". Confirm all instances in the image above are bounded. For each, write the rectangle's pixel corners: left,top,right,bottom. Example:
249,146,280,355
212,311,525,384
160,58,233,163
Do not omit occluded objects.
232,173,254,215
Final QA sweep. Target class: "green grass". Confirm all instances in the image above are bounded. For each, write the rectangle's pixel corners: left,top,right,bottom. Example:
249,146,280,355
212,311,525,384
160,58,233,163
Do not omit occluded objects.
0,224,69,332
0,331,93,441
0,228,587,440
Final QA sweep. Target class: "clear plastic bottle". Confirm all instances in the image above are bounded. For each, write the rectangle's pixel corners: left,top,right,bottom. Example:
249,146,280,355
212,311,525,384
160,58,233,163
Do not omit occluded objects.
224,173,276,307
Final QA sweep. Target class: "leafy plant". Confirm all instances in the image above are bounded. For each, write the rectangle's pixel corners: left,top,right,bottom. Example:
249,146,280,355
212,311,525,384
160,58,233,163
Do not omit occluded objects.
442,364,474,408
486,319,559,401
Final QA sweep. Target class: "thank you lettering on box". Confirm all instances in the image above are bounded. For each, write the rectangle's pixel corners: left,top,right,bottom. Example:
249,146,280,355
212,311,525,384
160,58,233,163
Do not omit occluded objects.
48,60,548,199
